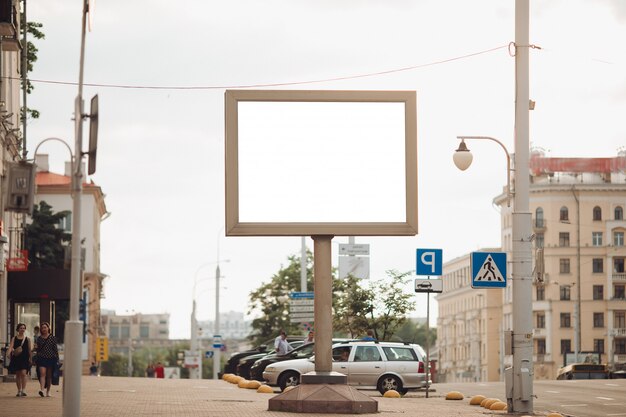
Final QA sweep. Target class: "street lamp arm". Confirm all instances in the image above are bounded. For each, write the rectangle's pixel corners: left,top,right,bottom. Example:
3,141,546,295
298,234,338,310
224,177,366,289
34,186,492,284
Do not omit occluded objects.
456,135,513,207
33,137,75,161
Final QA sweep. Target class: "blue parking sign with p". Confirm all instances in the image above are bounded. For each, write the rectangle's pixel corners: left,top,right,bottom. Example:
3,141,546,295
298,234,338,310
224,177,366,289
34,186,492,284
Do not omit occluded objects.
416,249,443,276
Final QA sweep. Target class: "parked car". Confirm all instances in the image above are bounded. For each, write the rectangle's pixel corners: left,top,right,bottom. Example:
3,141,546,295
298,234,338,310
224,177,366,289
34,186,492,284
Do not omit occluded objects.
263,340,429,394
236,340,304,379
249,338,353,381
224,336,303,375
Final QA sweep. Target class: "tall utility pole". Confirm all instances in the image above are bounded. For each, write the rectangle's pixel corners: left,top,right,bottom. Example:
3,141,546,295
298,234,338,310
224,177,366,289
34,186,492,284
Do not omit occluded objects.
213,263,221,379
64,2,89,417
510,0,533,413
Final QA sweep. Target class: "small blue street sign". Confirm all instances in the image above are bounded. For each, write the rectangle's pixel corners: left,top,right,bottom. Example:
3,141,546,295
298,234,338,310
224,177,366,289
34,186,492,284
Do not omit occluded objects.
416,249,443,276
290,291,314,299
205,351,214,359
213,343,223,349
471,252,507,288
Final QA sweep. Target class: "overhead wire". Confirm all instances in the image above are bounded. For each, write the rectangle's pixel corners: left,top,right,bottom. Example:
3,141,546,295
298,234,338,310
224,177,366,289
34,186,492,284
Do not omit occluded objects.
4,44,511,91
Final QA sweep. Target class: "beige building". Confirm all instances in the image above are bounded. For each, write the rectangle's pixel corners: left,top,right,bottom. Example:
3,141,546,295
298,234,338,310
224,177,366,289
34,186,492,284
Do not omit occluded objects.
437,151,626,381
436,248,503,382
101,311,170,354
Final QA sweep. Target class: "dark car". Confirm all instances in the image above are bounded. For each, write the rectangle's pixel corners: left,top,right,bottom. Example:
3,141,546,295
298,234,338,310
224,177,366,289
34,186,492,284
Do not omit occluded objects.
237,340,304,379
249,338,352,381
224,337,303,375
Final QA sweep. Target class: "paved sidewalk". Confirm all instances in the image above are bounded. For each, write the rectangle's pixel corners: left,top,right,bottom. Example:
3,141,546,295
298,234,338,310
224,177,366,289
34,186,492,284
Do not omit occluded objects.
0,376,508,417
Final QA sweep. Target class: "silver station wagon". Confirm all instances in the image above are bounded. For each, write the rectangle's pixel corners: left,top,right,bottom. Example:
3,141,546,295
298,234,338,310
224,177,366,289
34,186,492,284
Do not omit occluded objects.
263,341,429,394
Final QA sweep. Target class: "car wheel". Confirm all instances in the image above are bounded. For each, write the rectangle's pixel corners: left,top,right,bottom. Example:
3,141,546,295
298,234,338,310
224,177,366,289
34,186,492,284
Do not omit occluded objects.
278,371,300,391
377,375,406,395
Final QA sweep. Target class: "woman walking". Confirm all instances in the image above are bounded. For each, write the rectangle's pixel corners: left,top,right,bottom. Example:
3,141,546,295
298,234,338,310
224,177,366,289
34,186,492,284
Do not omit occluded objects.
34,322,59,397
7,323,32,397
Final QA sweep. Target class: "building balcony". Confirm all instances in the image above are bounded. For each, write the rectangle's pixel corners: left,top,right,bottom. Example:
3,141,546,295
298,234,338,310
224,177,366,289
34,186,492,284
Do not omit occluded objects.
613,273,626,281
533,328,547,337
533,220,546,231
612,328,626,337
533,354,552,363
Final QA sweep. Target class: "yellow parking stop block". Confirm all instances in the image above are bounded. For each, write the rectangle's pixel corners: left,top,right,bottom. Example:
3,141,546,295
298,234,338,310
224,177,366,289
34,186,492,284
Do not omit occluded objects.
445,391,464,400
469,395,486,405
383,390,401,398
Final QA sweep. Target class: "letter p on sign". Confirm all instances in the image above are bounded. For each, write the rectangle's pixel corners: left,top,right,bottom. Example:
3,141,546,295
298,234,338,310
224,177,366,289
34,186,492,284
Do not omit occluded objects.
416,249,443,276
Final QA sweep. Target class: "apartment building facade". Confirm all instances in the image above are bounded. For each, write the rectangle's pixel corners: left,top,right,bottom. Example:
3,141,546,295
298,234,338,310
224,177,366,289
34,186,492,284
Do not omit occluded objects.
437,151,626,381
436,249,503,382
101,311,170,354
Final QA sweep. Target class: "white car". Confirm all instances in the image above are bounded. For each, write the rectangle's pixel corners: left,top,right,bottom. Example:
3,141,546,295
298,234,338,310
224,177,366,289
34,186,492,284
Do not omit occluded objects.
263,341,429,394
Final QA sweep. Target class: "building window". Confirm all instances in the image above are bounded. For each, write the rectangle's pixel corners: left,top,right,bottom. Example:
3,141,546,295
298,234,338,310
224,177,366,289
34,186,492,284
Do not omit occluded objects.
535,233,544,249
592,258,603,273
616,339,626,355
560,206,569,222
593,285,604,300
560,285,571,300
140,325,149,338
537,339,546,355
560,258,571,274
615,258,625,273
560,313,571,328
57,212,72,232
536,285,545,301
615,284,626,300
593,206,602,221
536,313,545,328
535,208,544,228
110,326,119,339
559,232,570,247
561,339,571,354
594,339,605,354
592,232,603,246
614,231,624,247
616,312,626,328
616,206,624,220
593,313,604,327
121,326,130,338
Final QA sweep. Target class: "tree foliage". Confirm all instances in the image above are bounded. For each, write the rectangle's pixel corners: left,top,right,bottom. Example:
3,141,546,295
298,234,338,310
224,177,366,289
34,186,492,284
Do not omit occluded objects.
24,201,71,269
247,251,314,345
20,20,45,119
390,319,437,347
248,251,418,344
333,270,416,341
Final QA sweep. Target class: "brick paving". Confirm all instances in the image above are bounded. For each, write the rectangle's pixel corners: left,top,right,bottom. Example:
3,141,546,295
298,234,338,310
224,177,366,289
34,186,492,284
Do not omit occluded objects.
0,376,499,417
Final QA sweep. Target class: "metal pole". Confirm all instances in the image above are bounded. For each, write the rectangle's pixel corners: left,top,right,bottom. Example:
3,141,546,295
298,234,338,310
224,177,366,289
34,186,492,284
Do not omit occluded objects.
21,0,27,159
213,264,220,379
510,0,533,412
312,235,332,372
127,337,132,377
572,188,581,358
190,300,198,379
425,289,430,398
64,2,88,416
300,237,307,292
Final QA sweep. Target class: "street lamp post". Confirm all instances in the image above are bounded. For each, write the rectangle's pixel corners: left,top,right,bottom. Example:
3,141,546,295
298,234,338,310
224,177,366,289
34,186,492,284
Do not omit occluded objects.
453,1,532,412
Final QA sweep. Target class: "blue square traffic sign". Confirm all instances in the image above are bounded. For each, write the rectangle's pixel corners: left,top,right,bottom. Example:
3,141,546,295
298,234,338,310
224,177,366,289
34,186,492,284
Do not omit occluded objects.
416,249,443,276
471,252,507,288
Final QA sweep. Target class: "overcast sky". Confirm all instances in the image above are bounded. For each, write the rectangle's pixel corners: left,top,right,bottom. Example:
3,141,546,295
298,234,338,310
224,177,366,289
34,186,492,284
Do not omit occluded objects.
25,1,626,339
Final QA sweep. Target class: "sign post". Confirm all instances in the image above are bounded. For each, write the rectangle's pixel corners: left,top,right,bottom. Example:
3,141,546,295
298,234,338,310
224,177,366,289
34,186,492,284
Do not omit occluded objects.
415,248,443,398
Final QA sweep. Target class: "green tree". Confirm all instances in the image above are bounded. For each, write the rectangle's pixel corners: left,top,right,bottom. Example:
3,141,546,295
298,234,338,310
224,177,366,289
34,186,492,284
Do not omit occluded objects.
24,201,71,268
391,319,437,347
99,353,127,376
20,19,45,120
247,251,314,345
334,270,415,341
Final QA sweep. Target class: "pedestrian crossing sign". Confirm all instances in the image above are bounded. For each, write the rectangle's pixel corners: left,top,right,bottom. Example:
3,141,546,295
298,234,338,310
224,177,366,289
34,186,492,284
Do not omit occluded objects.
471,252,507,288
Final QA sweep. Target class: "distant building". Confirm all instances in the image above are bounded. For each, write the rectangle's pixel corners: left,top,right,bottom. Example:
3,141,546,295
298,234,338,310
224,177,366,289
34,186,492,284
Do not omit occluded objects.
437,151,626,381
197,311,251,340
101,311,170,355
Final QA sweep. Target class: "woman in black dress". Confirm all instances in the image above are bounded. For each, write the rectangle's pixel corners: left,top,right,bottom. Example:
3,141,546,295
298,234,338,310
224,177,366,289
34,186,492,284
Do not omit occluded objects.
34,322,59,397
7,323,32,397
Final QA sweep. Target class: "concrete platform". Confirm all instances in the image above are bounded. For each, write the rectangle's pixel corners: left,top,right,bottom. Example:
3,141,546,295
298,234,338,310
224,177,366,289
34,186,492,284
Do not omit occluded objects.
268,384,377,414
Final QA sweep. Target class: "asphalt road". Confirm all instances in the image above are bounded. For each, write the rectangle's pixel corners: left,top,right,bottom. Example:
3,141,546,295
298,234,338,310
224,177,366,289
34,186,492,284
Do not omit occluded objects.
419,379,626,417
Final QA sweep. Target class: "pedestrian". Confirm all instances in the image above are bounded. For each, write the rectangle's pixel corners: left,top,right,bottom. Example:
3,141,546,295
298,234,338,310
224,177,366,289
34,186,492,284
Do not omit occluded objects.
34,322,59,397
146,363,156,378
362,329,376,341
303,331,314,345
274,330,293,356
89,362,98,376
7,323,32,397
154,362,165,378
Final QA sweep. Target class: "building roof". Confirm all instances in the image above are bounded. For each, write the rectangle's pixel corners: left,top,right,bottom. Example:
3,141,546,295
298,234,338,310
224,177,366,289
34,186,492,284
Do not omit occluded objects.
36,171,97,187
35,172,108,217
